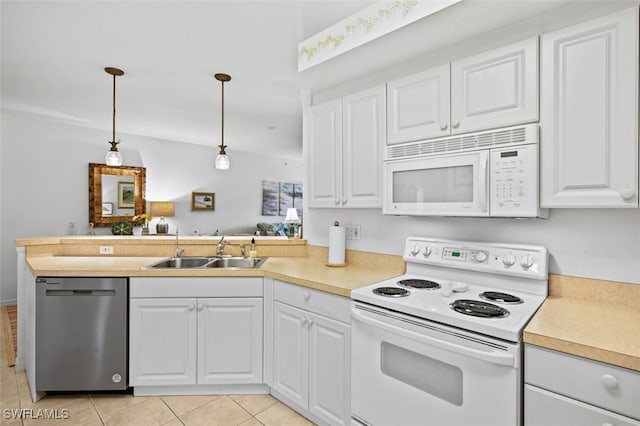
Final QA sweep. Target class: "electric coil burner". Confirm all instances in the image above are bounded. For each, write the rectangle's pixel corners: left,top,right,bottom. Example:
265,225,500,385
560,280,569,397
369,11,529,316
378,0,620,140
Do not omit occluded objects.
479,291,524,304
372,287,410,297
398,279,441,290
450,299,510,318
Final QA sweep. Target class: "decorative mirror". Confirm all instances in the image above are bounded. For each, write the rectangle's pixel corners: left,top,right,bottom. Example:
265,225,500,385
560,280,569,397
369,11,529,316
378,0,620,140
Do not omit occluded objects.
89,163,146,227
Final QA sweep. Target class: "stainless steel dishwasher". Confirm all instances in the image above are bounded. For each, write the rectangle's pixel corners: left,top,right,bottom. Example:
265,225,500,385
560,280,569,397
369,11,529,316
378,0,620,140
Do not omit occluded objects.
36,277,128,391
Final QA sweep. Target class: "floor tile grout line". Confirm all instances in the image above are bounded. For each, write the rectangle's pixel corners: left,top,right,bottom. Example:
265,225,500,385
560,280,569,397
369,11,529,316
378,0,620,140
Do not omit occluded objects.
158,396,184,425
87,394,107,426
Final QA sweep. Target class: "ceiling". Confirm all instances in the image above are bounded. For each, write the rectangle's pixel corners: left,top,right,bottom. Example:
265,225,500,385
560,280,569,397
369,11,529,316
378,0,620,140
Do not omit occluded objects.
0,0,374,160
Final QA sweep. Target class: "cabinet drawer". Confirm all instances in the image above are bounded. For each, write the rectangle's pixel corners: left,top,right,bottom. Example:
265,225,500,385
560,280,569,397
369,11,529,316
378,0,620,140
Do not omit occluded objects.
525,385,640,426
274,280,350,323
525,345,640,419
130,277,263,298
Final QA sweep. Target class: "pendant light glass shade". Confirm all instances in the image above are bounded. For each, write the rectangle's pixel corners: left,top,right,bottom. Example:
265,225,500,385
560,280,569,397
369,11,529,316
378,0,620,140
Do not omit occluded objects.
214,73,231,170
105,67,124,166
215,153,230,170
105,150,123,166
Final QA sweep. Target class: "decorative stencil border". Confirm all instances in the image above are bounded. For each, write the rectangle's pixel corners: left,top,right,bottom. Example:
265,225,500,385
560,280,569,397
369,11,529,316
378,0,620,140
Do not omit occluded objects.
297,0,462,71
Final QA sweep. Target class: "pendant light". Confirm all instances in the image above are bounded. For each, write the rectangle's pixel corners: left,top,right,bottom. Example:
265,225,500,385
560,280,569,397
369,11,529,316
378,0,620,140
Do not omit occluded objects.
105,67,124,166
214,73,231,170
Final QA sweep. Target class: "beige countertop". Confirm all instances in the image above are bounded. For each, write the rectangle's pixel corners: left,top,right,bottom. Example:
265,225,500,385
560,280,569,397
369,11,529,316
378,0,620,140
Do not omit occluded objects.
25,255,404,298
524,274,640,372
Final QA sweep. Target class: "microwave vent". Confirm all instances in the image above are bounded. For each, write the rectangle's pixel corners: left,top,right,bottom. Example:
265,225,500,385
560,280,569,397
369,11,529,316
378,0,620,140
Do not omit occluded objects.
386,124,537,160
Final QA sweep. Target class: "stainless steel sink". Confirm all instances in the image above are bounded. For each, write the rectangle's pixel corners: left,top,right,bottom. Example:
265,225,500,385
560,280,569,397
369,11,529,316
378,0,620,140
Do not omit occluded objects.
143,256,267,269
206,257,267,269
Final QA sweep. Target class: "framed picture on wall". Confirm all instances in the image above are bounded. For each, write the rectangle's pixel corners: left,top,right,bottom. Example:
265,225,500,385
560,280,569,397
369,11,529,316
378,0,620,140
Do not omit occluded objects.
117,181,135,209
102,202,113,216
191,192,215,211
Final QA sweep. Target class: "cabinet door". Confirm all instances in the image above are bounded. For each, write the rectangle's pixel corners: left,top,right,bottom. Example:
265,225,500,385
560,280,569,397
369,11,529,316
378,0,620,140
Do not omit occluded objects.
451,37,538,134
387,64,450,144
129,298,197,386
272,302,308,408
308,312,351,426
540,8,638,207
306,99,342,208
342,85,385,208
197,298,263,384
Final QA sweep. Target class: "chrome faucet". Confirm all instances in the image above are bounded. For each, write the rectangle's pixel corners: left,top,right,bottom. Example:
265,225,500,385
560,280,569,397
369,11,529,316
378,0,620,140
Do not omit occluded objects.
175,228,185,258
216,235,230,256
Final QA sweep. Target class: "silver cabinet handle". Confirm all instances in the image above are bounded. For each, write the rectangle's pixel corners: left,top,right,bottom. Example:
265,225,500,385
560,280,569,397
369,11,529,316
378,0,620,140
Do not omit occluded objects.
440,123,448,131
197,304,204,311
188,304,195,312
334,199,341,205
451,120,460,129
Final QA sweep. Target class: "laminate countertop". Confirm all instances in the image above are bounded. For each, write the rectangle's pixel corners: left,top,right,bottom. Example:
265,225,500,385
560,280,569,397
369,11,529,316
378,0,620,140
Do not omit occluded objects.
524,274,640,372
25,255,404,298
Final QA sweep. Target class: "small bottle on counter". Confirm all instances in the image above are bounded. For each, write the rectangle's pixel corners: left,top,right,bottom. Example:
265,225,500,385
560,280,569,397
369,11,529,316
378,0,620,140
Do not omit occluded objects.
249,237,257,258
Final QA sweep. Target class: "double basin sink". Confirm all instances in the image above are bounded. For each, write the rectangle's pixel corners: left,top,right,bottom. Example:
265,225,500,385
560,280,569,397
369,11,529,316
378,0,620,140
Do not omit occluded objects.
143,256,267,270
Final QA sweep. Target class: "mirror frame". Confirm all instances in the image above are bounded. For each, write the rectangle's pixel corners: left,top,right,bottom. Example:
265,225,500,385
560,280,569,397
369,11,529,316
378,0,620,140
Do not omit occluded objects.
89,163,146,227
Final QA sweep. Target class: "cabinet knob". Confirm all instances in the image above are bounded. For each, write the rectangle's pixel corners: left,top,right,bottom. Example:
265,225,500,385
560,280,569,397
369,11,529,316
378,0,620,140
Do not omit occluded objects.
451,120,460,129
342,199,347,205
620,188,635,200
335,199,341,205
440,123,448,131
304,292,311,300
601,374,618,389
301,318,307,325
307,318,314,326
197,304,204,311
188,304,195,312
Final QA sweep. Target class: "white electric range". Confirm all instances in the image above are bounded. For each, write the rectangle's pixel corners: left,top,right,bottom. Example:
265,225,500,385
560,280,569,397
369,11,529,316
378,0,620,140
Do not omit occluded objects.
350,236,548,426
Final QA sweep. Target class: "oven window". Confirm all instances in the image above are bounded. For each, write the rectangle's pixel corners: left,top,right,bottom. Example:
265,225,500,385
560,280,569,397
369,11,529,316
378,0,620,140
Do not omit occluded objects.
381,342,463,406
392,165,473,203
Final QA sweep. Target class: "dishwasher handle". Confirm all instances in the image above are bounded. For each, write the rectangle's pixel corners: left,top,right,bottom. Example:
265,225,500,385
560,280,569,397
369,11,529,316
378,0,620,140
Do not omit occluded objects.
45,289,116,296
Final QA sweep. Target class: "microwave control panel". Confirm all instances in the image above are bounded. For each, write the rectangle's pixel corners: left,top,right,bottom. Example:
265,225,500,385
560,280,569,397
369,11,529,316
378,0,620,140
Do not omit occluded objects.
490,144,543,217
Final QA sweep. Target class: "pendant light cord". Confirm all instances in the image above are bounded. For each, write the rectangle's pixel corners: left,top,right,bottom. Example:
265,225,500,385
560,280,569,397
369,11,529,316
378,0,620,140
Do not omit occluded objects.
112,72,116,144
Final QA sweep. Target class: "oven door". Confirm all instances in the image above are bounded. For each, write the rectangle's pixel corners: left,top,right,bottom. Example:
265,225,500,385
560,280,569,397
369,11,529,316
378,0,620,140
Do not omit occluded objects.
383,150,489,216
351,303,521,426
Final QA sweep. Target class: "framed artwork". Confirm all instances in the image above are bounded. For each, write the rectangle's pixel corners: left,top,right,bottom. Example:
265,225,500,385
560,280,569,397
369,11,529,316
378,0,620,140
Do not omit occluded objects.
261,181,279,216
102,202,113,216
117,181,135,209
191,192,215,211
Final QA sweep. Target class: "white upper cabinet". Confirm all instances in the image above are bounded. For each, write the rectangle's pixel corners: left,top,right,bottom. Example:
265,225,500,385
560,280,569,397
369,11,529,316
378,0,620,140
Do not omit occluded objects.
387,37,539,145
540,7,638,207
387,64,450,144
307,85,385,208
451,37,539,134
307,99,342,208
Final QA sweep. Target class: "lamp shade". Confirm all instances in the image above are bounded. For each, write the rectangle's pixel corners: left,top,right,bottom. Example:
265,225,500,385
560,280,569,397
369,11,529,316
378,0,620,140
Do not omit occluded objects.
150,201,175,217
283,208,301,224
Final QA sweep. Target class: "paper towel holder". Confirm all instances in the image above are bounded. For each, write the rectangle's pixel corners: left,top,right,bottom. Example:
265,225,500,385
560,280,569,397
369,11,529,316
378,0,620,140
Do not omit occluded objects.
326,220,348,267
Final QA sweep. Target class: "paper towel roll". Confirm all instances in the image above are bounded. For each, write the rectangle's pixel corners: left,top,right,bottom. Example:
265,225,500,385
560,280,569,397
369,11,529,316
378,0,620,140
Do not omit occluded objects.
328,223,346,265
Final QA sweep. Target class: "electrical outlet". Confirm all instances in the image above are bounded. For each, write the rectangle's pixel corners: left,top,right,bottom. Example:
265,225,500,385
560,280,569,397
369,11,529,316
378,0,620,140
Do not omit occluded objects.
345,226,354,240
353,225,361,240
99,246,114,255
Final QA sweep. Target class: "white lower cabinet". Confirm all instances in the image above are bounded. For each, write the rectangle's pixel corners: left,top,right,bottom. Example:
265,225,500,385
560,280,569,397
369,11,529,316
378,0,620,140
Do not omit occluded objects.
271,281,351,426
129,277,263,388
525,345,640,425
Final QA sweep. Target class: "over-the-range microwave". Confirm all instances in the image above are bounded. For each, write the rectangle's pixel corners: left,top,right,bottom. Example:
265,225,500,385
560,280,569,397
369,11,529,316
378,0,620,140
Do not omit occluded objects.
383,124,548,218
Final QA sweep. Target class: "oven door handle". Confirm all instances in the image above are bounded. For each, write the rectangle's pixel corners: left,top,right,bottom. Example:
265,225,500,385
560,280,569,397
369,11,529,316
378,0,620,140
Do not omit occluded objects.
352,309,515,367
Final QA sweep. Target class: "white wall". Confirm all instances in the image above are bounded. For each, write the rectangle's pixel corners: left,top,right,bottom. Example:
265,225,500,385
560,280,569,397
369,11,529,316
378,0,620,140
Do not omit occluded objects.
0,110,303,304
304,208,640,285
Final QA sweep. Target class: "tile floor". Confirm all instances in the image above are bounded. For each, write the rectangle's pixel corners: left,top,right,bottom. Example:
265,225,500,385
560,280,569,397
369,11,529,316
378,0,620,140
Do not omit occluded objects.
0,311,314,426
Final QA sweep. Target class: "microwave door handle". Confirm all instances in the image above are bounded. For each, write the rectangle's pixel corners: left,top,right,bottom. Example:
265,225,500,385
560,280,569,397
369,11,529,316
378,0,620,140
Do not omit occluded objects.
478,153,489,213
352,309,515,367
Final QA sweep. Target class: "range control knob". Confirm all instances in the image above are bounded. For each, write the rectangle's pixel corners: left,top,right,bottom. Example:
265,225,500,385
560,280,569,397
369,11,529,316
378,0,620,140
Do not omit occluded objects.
473,251,488,262
410,244,420,257
519,254,535,269
422,246,432,258
502,254,516,267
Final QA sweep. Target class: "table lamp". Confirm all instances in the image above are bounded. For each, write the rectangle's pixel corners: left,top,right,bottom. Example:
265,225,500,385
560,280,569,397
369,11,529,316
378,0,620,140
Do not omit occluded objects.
283,208,301,238
150,201,175,234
